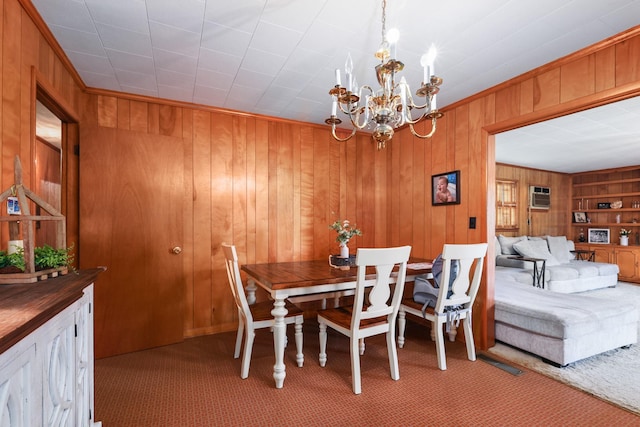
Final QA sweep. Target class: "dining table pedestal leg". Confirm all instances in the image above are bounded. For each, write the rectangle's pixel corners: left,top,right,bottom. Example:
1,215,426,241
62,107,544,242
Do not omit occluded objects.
271,297,288,388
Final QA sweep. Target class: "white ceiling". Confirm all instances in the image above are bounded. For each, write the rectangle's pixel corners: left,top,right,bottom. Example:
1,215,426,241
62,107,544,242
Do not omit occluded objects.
496,96,640,174
30,0,640,172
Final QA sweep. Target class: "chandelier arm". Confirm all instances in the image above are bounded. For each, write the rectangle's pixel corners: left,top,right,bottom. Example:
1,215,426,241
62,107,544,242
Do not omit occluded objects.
331,123,357,142
403,109,430,125
408,116,438,139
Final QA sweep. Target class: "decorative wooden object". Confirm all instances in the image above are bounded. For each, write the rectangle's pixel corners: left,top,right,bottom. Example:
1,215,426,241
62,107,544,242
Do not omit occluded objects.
0,156,67,283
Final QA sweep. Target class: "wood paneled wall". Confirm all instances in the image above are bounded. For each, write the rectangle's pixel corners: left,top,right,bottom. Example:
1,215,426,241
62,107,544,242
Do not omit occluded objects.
84,98,400,339
496,164,571,237
2,0,639,355
387,27,640,349
0,0,84,244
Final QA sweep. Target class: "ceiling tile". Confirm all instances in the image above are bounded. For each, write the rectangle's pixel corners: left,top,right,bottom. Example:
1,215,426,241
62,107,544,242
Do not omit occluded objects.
197,48,242,74
146,0,206,33
85,0,149,33
148,21,201,58
249,21,303,57
31,0,95,33
201,21,252,56
95,22,153,57
195,68,234,91
241,48,287,76
114,69,157,92
47,24,105,57
153,49,198,75
156,68,195,89
105,49,155,75
203,1,266,32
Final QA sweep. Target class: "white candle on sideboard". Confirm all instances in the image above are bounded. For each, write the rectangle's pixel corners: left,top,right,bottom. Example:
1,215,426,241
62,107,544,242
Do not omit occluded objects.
8,240,23,255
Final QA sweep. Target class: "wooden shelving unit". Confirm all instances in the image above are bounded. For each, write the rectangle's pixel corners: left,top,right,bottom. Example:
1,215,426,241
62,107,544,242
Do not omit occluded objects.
572,166,640,283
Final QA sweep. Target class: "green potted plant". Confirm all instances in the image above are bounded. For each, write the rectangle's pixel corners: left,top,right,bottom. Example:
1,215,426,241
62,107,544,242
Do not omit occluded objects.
34,244,74,270
0,244,74,274
0,247,26,273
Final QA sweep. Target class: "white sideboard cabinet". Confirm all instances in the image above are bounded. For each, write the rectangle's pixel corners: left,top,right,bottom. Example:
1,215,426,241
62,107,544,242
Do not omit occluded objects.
0,269,104,426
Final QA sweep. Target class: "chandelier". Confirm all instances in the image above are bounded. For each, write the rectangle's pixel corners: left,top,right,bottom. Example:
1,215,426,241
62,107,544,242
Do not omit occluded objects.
325,0,443,150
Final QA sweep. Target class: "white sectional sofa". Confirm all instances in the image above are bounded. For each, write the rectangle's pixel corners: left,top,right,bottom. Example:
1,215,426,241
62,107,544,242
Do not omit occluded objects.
493,234,637,366
494,278,637,366
495,235,618,293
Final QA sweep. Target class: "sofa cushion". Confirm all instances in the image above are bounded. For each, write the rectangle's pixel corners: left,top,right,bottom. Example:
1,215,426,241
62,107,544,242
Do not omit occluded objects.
498,235,526,255
512,239,560,266
546,235,572,264
495,280,638,339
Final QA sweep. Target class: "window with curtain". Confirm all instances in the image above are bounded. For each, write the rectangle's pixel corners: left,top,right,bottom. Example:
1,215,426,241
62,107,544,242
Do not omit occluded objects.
496,179,518,230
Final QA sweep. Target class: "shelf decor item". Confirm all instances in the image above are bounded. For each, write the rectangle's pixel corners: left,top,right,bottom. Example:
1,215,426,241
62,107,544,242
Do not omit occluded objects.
0,156,68,284
588,228,610,244
573,212,587,223
620,228,631,246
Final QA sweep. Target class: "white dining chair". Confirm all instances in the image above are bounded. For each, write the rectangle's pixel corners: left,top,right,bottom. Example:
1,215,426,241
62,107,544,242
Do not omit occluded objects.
398,243,488,370
317,245,411,394
222,244,304,379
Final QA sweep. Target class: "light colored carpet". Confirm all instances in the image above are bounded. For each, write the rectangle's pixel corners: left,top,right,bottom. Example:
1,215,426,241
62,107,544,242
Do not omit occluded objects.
489,282,640,415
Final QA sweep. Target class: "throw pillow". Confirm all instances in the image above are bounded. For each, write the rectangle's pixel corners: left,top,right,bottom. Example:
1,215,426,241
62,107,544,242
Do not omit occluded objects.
546,235,571,264
512,239,560,266
498,235,527,255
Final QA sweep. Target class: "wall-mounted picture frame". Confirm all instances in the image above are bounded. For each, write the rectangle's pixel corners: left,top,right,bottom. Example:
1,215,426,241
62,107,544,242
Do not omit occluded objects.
573,212,588,223
588,228,610,244
432,170,460,205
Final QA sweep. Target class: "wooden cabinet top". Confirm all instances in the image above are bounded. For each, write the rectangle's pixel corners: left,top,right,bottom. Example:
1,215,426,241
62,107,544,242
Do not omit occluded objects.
0,268,104,354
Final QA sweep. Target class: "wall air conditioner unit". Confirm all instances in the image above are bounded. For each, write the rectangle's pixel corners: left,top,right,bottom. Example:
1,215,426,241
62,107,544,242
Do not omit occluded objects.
529,186,550,209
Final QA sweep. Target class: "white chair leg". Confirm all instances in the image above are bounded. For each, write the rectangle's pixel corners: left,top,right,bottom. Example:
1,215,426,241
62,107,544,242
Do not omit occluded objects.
321,298,327,310
333,295,340,308
359,338,365,355
434,319,447,371
398,308,406,348
386,330,400,381
350,337,362,394
318,321,327,367
294,319,304,367
463,317,476,362
240,330,255,379
234,317,244,358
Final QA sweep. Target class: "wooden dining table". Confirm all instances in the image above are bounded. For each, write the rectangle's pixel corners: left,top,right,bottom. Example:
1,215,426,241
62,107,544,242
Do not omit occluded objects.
241,257,432,388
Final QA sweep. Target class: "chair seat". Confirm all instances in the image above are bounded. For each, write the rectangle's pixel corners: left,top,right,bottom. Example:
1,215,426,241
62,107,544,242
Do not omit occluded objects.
400,297,436,316
318,306,388,330
249,300,303,322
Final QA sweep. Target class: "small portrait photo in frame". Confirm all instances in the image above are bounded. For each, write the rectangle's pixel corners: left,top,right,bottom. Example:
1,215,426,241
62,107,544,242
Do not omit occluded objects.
588,228,610,244
432,170,460,206
573,212,588,223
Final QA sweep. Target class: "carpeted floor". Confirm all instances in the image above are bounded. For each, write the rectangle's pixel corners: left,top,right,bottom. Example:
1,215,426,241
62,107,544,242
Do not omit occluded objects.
489,282,640,416
94,319,639,426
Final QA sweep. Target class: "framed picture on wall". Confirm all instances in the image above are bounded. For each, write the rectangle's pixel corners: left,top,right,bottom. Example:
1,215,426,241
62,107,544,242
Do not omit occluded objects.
573,212,588,223
588,228,610,244
432,170,460,205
